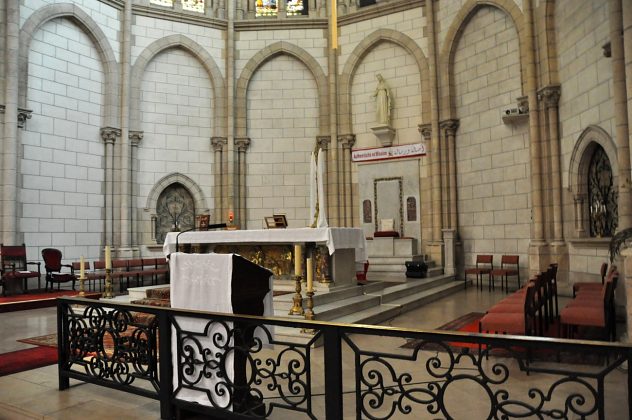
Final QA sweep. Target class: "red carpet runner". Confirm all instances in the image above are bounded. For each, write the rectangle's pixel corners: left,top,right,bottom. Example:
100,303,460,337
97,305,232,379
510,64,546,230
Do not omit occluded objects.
0,346,58,376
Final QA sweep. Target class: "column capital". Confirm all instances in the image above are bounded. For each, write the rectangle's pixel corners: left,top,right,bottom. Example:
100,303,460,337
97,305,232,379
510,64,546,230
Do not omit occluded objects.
439,119,459,135
129,130,144,147
316,135,331,150
234,137,251,152
338,134,356,149
100,127,121,144
537,85,561,109
211,136,228,151
418,123,432,140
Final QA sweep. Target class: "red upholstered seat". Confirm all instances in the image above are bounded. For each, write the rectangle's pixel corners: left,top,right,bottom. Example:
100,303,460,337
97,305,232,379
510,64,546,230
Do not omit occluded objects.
572,262,608,297
41,248,75,292
490,255,520,292
1,244,41,295
480,282,536,336
464,254,493,290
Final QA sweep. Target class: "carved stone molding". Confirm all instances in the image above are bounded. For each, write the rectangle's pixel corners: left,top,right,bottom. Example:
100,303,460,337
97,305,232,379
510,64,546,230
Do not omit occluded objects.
100,127,121,144
418,123,431,141
129,130,144,147
338,134,356,149
439,119,459,136
537,85,561,109
517,96,529,114
234,137,251,152
211,136,228,152
316,135,331,150
0,105,33,129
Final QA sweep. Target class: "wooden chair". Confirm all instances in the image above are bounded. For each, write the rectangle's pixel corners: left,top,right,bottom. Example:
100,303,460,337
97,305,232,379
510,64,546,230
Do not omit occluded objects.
41,248,75,291
572,262,608,297
0,244,41,295
464,254,493,290
490,255,519,292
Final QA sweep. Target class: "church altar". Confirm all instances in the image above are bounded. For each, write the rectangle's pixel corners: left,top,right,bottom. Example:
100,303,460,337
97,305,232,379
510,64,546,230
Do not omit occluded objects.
163,227,367,287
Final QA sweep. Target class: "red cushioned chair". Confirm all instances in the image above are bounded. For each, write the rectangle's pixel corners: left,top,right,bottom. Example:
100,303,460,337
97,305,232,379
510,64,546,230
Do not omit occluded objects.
572,262,608,297
1,243,41,295
490,255,520,292
464,254,493,290
41,248,75,291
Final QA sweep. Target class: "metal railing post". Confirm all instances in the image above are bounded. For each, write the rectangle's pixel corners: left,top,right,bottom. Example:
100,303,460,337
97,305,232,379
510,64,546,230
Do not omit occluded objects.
323,326,343,420
57,301,69,390
628,350,632,420
158,311,174,420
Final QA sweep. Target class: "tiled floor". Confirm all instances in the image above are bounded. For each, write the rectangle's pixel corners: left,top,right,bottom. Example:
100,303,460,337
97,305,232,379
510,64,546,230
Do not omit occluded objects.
0,286,628,419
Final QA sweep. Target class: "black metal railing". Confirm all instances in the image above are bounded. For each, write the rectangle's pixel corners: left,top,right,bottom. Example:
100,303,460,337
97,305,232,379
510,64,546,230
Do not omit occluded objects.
57,297,632,419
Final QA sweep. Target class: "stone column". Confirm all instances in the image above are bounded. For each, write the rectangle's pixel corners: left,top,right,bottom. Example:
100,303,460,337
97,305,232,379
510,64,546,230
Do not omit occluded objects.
539,85,563,242
573,193,588,237
118,0,133,251
426,0,442,244
101,127,121,246
442,229,456,276
2,0,19,244
211,137,227,225
247,0,256,19
524,0,547,274
225,2,236,224
338,134,355,227
609,0,632,231
440,119,459,230
129,131,143,247
624,0,632,178
235,137,250,228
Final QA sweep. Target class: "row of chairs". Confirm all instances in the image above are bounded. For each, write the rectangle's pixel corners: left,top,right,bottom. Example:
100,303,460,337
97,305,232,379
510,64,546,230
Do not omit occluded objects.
465,254,520,292
479,264,559,337
560,263,618,341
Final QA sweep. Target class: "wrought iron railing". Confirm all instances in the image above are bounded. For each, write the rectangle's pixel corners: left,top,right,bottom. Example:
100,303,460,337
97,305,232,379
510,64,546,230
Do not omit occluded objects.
57,297,632,419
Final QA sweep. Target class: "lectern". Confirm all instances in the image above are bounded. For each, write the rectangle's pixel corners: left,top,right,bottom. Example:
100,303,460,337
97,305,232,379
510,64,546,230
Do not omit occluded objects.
169,252,273,416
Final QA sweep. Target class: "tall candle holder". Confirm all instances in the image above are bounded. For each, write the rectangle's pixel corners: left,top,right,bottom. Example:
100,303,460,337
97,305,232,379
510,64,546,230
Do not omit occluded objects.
78,274,86,296
302,289,316,334
103,268,114,299
288,274,304,315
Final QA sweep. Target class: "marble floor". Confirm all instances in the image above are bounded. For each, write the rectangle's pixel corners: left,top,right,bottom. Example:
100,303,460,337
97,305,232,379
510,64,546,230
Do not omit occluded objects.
0,286,628,419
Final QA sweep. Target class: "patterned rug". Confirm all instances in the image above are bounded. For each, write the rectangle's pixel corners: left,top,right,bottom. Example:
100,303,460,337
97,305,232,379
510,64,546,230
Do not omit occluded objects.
17,333,58,348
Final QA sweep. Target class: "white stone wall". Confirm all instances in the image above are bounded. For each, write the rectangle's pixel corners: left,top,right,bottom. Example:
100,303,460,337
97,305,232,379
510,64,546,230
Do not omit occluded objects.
556,0,614,282
453,6,530,273
22,17,105,261
235,29,327,81
132,15,225,78
338,8,426,73
20,0,121,59
136,47,214,238
245,55,319,229
350,42,422,149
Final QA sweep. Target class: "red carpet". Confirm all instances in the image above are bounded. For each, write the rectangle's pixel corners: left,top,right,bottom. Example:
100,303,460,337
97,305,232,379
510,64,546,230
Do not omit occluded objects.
0,291,100,313
0,346,58,376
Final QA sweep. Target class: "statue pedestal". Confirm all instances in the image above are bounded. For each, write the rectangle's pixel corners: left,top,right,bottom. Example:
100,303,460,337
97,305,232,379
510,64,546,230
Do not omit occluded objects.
371,125,395,146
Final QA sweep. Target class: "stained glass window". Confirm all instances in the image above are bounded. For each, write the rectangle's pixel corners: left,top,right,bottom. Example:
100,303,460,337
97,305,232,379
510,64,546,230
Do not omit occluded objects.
588,146,617,237
256,0,278,17
287,0,308,16
182,0,204,13
150,0,174,7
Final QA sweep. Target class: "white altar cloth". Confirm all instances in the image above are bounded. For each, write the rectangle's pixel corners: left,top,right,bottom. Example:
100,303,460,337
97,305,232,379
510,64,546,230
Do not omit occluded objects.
169,252,273,409
163,227,368,262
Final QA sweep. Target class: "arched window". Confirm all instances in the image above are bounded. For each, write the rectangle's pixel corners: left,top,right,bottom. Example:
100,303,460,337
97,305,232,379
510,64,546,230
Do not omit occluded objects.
587,146,617,237
155,183,196,243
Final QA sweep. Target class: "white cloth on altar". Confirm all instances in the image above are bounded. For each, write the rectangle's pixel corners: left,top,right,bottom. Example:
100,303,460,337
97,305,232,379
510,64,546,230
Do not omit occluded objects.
169,252,273,408
164,227,367,263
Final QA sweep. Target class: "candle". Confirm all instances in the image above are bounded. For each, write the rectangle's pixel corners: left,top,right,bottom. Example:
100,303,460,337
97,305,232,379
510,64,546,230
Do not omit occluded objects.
80,256,85,278
294,245,302,276
228,210,234,223
105,246,111,270
306,257,313,292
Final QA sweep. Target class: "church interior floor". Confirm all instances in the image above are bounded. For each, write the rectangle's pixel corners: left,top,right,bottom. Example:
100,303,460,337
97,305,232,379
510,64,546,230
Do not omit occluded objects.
0,287,627,419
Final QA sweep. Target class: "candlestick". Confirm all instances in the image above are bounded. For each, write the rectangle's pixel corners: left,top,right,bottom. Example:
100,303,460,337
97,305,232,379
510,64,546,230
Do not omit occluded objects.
288,274,304,316
306,257,313,292
302,289,316,334
294,244,302,276
103,268,113,299
105,246,112,270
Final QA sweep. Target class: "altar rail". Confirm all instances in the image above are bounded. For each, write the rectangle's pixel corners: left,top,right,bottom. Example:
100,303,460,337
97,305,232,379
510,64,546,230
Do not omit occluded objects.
57,297,632,419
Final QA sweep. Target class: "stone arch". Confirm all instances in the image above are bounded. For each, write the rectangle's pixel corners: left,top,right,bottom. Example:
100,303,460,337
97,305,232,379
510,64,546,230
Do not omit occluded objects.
339,29,429,133
145,173,209,214
19,3,119,126
130,35,226,136
438,0,526,117
568,125,618,238
235,41,329,137
569,125,618,196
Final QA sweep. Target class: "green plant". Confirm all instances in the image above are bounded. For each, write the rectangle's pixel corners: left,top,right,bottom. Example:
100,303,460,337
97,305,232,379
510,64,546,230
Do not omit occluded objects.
608,227,632,262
